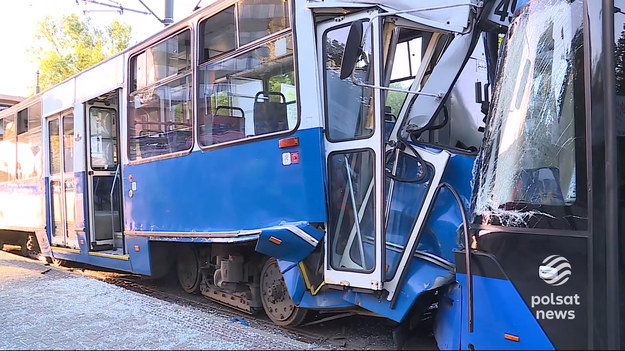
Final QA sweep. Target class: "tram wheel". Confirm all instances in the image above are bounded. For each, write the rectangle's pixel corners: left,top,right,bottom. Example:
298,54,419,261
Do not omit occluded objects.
260,257,307,327
176,244,201,294
21,234,39,258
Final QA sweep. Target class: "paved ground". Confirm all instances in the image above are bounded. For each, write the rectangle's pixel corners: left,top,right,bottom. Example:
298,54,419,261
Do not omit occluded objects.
0,250,325,350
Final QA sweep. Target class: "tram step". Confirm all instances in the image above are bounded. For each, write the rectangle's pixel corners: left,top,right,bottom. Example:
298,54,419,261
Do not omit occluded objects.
113,232,123,248
92,243,114,251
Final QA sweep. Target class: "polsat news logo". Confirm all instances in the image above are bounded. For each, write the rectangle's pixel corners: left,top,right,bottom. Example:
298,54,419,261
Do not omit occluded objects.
538,255,572,286
533,255,579,320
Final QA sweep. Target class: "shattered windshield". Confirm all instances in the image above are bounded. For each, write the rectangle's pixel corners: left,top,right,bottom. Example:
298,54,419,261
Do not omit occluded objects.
473,0,587,228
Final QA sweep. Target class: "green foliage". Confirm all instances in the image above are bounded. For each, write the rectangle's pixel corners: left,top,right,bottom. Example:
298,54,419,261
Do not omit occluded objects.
616,24,625,95
31,14,132,92
269,72,295,95
386,79,414,117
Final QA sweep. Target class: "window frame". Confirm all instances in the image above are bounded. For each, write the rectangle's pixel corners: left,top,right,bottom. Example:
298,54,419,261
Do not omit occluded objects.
326,147,378,274
322,21,376,143
0,112,16,183
16,101,43,181
88,106,118,171
198,5,238,64
236,0,291,48
0,101,42,183
195,0,298,152
126,26,195,165
471,1,588,231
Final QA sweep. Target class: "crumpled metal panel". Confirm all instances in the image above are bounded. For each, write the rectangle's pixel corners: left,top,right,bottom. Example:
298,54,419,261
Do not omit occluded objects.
306,0,475,33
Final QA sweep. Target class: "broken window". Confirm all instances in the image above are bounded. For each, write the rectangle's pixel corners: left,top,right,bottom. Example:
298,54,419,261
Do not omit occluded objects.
473,0,587,229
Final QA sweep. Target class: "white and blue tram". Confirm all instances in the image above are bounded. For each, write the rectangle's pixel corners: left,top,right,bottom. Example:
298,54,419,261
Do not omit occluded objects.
0,0,505,342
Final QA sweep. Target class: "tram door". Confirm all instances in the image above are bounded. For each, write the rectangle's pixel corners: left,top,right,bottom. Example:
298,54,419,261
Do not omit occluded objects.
85,91,122,252
47,112,79,249
318,12,452,296
318,13,386,290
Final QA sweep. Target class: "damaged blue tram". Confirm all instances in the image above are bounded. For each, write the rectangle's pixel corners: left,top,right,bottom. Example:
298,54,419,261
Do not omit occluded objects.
0,0,506,343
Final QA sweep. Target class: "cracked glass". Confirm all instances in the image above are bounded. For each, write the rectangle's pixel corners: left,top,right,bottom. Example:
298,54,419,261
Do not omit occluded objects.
473,0,587,228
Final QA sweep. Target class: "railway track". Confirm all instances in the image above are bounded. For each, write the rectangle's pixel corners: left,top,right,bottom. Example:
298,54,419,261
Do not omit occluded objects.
1,246,398,350
83,272,399,350
2,246,439,350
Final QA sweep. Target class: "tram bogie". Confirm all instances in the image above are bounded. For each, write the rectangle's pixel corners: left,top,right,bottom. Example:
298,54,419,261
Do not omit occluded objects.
198,243,265,314
0,230,39,258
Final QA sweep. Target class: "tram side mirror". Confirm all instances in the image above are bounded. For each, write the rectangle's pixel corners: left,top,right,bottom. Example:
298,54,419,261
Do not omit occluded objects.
340,20,365,80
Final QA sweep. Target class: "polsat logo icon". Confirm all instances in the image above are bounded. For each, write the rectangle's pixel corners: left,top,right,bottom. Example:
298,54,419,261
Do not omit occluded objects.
539,255,571,286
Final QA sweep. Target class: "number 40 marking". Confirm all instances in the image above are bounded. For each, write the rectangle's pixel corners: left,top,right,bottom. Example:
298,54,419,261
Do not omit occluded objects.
494,0,519,23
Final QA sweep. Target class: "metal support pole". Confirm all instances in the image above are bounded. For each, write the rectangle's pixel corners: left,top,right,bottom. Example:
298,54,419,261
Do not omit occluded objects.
164,0,174,26
602,0,620,348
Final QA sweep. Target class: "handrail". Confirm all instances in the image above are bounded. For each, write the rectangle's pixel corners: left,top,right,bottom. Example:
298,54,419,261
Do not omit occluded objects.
438,182,473,333
388,181,473,334
384,147,401,231
110,163,120,242
344,155,367,267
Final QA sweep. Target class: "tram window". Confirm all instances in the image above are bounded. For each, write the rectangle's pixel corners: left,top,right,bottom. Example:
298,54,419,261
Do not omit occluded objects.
49,119,61,175
0,116,16,182
128,76,192,160
147,31,191,84
90,107,117,170
324,22,374,142
238,0,289,46
16,103,41,135
473,1,587,228
269,71,296,128
131,52,147,92
130,30,191,92
327,149,376,272
128,29,193,161
16,128,43,180
199,6,236,64
197,34,294,147
386,33,423,119
63,115,74,173
28,102,41,130
16,103,42,179
390,36,422,82
17,109,28,135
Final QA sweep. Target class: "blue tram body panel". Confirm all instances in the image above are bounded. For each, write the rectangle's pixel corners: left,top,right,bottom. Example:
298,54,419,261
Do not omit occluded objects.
420,153,475,262
126,236,152,275
256,222,324,263
74,172,87,232
273,151,477,322
435,274,555,350
123,128,327,233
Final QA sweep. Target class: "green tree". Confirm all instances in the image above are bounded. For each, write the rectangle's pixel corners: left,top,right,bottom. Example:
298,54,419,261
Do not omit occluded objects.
615,23,625,95
30,14,132,91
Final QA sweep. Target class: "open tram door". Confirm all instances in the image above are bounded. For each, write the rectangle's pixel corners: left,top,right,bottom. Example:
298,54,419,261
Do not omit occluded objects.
318,11,387,292
317,10,450,296
84,90,123,253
